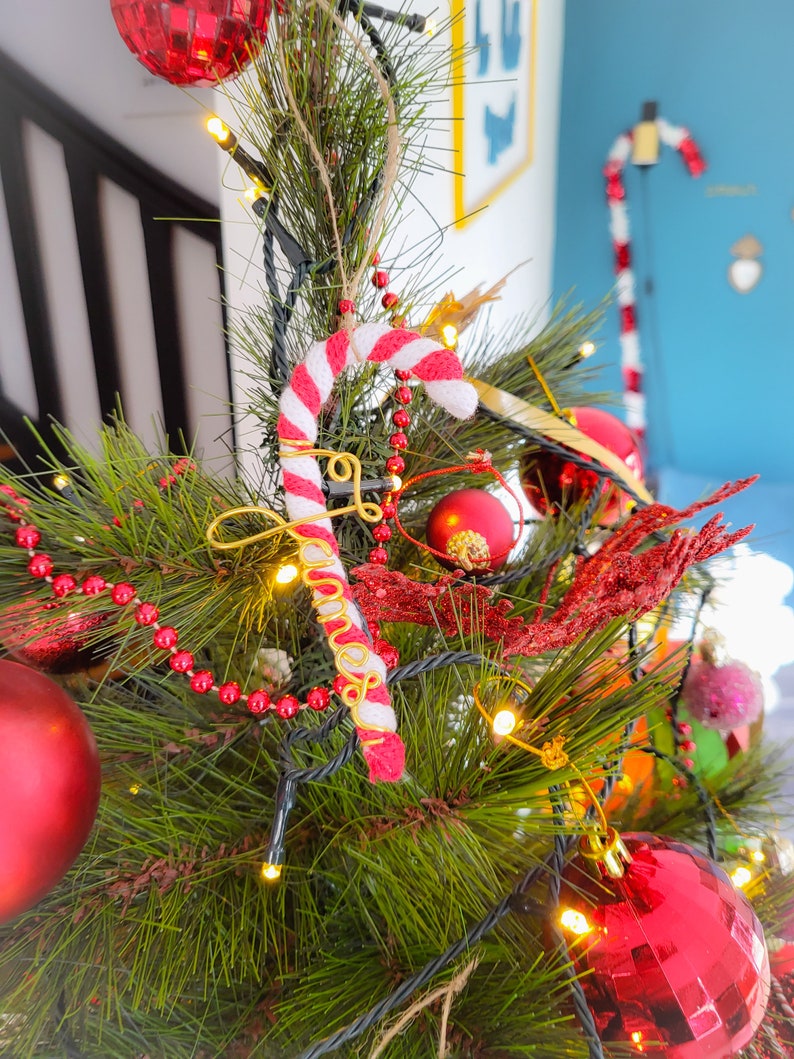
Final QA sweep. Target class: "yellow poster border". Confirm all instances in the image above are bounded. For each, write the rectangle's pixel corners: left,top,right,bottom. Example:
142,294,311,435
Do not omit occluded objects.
451,0,538,229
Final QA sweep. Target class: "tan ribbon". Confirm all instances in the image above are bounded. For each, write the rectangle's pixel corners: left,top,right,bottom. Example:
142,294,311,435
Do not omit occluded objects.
472,379,654,504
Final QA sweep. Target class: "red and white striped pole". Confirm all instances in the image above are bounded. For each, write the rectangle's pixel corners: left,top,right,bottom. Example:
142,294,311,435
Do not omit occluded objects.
604,118,706,440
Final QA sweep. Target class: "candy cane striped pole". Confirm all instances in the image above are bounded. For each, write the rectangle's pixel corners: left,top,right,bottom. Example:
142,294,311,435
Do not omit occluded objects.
604,119,706,439
278,322,478,782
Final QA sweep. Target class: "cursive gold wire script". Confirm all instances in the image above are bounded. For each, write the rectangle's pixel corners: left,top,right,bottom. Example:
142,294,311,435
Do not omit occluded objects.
206,449,384,551
206,449,384,717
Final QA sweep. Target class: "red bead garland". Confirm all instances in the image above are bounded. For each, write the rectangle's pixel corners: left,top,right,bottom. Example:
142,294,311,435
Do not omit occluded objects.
169,651,195,673
353,362,416,665
190,670,214,694
52,574,77,598
0,484,335,724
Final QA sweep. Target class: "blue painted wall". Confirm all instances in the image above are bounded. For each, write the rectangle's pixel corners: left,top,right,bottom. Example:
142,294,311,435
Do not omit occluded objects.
553,0,794,586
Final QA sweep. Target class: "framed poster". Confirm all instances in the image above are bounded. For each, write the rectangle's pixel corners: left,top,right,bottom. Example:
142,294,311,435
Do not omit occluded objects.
451,0,537,228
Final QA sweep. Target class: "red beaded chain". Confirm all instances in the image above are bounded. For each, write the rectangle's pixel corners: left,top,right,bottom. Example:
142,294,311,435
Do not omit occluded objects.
333,262,415,672
358,369,412,671
667,707,696,787
0,483,332,721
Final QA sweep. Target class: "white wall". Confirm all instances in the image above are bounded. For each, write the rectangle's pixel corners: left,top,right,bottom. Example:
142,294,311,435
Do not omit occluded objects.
383,0,566,327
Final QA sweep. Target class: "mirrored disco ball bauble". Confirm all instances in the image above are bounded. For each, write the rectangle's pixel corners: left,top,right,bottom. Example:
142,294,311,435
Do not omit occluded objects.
521,406,644,522
0,660,101,923
109,0,273,86
0,598,112,675
559,833,769,1057
425,488,515,572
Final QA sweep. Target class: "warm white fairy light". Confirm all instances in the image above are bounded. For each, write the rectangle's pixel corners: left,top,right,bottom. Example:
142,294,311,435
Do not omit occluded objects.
560,908,593,936
731,865,752,889
440,323,459,349
206,116,231,144
275,563,299,585
492,709,518,736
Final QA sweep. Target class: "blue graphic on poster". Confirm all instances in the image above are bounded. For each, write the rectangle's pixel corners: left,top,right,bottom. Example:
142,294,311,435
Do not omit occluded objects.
453,0,535,226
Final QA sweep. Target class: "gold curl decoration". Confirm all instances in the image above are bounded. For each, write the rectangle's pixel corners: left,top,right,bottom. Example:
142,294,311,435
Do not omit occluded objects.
205,448,384,719
472,674,610,840
206,449,384,551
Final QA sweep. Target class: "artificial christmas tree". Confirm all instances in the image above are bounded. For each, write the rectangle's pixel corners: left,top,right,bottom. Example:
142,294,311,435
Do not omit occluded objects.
0,4,791,1057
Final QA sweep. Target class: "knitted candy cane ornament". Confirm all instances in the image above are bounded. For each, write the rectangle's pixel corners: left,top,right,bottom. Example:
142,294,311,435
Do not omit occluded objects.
278,321,477,782
604,118,706,438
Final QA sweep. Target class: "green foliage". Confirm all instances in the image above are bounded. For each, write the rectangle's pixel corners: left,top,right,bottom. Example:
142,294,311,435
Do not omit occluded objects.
0,7,786,1058
1,371,779,1058
224,3,449,405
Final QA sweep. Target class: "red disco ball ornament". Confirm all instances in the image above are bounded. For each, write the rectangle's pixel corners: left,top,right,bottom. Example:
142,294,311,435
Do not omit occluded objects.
109,0,272,86
0,598,113,675
521,406,644,523
558,832,769,1057
0,660,101,923
425,489,515,573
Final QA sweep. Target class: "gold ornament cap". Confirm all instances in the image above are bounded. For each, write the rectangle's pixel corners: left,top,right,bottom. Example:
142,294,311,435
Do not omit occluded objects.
446,529,491,571
577,827,633,880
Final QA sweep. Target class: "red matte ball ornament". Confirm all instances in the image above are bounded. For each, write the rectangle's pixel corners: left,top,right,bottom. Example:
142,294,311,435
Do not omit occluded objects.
0,660,101,923
425,489,515,573
109,0,272,86
558,833,769,1057
521,406,644,523
0,598,112,675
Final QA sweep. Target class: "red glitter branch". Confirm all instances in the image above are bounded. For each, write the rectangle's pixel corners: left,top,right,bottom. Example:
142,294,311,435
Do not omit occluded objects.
353,479,756,658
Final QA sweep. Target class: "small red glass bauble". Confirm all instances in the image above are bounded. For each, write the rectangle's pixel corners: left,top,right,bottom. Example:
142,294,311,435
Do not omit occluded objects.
0,598,112,675
0,660,101,922
558,832,769,1057
425,489,514,573
190,669,215,694
109,0,272,87
521,406,644,523
306,686,330,712
682,657,764,731
276,694,300,719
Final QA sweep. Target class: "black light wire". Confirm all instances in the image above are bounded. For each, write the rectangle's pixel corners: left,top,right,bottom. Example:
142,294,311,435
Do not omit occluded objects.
250,13,723,1055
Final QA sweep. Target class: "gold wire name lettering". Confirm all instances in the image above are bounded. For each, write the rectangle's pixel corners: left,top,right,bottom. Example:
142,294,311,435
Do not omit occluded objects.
298,535,382,709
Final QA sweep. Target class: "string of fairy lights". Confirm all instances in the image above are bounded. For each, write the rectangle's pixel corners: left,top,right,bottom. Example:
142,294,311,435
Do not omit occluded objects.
195,6,785,1056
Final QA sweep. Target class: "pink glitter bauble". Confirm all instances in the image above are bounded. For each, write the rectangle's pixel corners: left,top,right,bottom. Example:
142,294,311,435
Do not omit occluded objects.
682,658,764,731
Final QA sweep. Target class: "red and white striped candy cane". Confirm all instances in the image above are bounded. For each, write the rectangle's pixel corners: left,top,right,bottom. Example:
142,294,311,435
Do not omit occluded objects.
278,321,478,783
604,118,706,439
